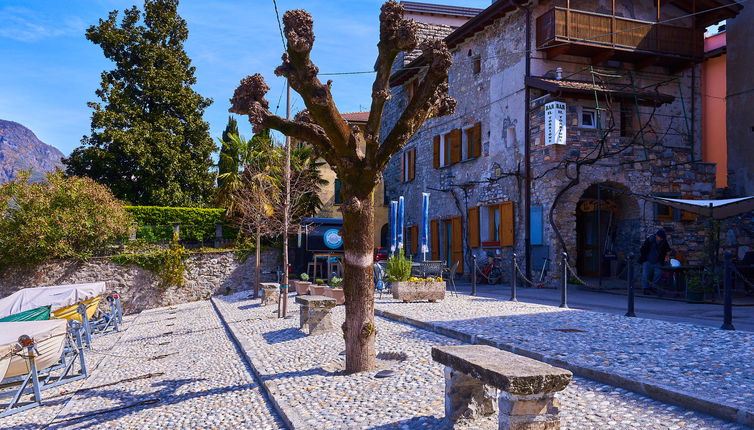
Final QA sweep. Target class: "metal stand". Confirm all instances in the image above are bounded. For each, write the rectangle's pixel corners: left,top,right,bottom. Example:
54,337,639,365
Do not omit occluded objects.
560,252,569,308
721,251,735,330
77,303,93,348
511,253,518,302
625,253,636,317
471,255,477,296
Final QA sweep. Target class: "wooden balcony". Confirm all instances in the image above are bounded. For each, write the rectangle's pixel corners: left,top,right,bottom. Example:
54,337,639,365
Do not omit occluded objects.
536,7,703,67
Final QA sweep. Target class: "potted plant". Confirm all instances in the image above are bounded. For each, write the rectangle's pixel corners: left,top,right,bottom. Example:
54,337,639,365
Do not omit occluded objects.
686,270,716,303
387,250,445,302
310,278,328,296
324,277,345,305
292,273,311,295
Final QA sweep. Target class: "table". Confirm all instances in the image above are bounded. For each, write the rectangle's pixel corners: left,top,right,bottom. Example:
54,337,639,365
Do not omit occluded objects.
312,253,343,281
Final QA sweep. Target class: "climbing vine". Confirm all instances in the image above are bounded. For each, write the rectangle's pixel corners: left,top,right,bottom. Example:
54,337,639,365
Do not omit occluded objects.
110,237,188,288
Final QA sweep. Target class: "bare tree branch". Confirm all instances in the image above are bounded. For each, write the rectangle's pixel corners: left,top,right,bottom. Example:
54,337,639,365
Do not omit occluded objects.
376,39,456,170
365,1,418,162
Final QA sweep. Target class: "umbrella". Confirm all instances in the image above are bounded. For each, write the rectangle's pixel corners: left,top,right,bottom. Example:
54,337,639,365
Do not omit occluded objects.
643,196,754,220
421,193,430,260
389,201,397,255
397,196,405,251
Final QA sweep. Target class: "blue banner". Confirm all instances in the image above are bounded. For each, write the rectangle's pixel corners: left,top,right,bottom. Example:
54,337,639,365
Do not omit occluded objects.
389,201,397,254
397,196,405,251
421,193,430,257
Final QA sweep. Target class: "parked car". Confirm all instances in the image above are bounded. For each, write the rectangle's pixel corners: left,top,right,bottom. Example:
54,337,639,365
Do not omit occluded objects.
374,247,389,262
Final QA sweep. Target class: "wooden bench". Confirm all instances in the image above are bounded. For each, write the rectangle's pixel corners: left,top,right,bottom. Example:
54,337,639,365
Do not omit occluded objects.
432,345,572,429
295,295,336,335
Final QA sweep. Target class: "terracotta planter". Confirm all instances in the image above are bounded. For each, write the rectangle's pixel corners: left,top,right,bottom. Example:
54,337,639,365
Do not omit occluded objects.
310,284,328,296
292,280,311,295
324,288,345,305
392,281,445,303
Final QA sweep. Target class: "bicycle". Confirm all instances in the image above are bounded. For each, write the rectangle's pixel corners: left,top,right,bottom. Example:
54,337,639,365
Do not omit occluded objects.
479,255,503,285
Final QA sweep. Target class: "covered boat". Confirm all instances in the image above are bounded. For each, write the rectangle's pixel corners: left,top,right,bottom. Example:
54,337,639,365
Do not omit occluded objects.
0,282,106,323
0,319,67,380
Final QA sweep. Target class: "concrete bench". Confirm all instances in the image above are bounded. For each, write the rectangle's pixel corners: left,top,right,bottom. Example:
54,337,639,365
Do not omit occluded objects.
295,295,336,335
432,345,572,430
260,282,280,306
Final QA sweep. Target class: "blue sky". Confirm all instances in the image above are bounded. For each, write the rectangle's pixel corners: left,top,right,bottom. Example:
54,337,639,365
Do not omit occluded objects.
0,0,490,156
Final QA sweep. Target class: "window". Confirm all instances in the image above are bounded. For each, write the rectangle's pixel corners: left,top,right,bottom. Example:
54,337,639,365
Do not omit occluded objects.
401,148,415,182
581,108,598,129
620,106,634,137
654,193,681,221
473,56,481,74
334,178,343,205
488,205,501,242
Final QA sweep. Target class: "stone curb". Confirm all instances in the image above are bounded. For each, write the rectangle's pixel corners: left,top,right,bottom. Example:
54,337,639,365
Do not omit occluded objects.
374,308,754,428
210,297,310,430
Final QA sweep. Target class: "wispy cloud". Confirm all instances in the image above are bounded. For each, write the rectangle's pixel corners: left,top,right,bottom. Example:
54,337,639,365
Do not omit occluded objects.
0,7,85,42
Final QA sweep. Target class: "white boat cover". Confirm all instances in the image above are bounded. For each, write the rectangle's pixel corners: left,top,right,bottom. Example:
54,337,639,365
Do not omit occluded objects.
0,319,67,379
0,282,107,319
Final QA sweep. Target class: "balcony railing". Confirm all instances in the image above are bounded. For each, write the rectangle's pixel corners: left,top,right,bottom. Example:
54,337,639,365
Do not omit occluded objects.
536,7,702,61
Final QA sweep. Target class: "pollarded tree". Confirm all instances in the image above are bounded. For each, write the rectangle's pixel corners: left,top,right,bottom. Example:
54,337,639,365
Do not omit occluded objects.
64,0,216,207
229,1,454,373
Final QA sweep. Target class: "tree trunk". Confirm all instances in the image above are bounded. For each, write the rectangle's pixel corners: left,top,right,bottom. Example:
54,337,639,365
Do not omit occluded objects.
341,192,376,374
254,226,261,299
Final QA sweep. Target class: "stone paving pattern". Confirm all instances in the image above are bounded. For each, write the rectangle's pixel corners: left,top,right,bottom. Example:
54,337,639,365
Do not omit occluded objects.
374,296,754,412
215,292,749,429
0,301,283,430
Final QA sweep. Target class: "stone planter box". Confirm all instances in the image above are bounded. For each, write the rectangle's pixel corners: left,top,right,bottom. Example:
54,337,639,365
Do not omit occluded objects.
323,287,345,305
309,284,328,296
292,280,311,295
392,281,445,303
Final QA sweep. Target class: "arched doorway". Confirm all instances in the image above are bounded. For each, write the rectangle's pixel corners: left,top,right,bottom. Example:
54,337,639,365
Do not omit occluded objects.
379,223,388,248
576,183,639,277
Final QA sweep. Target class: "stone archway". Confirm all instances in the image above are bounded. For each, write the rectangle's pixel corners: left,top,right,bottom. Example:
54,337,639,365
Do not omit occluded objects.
575,182,640,277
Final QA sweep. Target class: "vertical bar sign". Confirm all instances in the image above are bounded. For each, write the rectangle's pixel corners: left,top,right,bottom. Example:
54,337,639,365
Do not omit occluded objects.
421,193,430,256
545,101,567,146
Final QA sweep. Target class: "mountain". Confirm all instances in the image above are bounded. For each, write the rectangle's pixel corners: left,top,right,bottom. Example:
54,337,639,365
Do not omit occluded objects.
0,120,64,182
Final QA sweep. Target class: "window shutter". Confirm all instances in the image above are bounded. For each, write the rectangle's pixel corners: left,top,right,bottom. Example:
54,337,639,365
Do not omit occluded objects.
468,206,480,248
471,122,482,158
401,152,406,183
411,225,419,254
499,201,514,247
449,129,462,164
530,205,543,245
433,136,440,169
408,148,416,181
430,219,440,260
451,216,464,273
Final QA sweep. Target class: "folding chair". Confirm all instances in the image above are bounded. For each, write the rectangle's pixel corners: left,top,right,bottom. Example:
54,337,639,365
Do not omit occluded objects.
374,263,388,299
443,261,459,297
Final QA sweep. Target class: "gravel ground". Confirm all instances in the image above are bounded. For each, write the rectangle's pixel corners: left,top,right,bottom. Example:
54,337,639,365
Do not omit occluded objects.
0,301,284,430
215,292,749,429
374,295,754,414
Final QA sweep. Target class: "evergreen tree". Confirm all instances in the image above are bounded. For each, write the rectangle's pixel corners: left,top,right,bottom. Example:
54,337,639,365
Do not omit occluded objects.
218,116,239,189
64,0,216,207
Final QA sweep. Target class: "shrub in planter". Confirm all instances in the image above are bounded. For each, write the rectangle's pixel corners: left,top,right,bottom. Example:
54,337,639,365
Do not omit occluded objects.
324,287,345,305
310,282,328,296
292,279,311,295
300,273,310,282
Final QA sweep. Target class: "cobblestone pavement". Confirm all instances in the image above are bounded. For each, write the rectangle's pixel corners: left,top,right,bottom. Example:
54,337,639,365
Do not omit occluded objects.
0,301,284,430
215,292,748,429
374,295,754,418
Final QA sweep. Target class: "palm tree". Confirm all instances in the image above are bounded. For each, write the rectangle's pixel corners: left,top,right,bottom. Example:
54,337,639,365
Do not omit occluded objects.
216,130,273,212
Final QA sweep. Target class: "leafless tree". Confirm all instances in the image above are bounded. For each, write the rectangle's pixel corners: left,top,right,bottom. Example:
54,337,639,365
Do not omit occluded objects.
229,1,454,373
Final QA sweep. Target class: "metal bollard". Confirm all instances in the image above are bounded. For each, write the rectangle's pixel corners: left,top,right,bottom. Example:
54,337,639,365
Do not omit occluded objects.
625,253,636,317
511,253,518,302
721,251,735,330
560,252,568,308
471,255,477,296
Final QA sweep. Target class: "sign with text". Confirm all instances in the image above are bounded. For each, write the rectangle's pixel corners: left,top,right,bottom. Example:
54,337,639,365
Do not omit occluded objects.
545,101,566,146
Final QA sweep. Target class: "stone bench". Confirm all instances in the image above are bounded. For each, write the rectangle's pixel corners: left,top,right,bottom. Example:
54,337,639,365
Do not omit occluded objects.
431,345,572,430
260,283,280,306
294,295,336,335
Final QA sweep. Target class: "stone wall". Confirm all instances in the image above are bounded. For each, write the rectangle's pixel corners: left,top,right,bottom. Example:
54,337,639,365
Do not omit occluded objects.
0,249,281,314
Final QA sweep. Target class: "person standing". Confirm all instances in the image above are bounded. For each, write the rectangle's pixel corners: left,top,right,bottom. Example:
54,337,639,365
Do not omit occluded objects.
638,229,671,293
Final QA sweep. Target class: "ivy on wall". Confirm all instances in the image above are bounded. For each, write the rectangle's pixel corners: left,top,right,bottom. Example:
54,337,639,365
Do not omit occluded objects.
110,239,188,288
125,206,237,242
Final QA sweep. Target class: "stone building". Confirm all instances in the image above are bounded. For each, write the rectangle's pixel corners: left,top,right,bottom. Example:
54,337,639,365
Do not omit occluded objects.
383,0,743,284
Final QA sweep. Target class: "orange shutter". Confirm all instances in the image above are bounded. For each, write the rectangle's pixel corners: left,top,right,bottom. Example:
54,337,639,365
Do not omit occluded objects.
430,219,440,260
471,122,482,158
433,136,440,169
408,149,416,181
680,195,697,221
468,206,480,248
449,129,462,164
411,225,419,254
499,201,514,247
400,152,406,183
451,216,464,273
